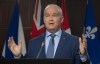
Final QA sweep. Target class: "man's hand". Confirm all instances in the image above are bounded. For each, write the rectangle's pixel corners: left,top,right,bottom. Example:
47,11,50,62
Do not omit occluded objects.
79,34,87,55
8,36,22,57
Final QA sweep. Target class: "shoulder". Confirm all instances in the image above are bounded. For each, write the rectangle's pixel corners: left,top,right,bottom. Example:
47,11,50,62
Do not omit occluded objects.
62,30,79,40
62,30,79,46
29,33,45,45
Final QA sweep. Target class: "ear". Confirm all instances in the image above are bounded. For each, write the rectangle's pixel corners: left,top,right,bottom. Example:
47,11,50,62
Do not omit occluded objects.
61,16,64,23
43,16,45,21
43,16,45,23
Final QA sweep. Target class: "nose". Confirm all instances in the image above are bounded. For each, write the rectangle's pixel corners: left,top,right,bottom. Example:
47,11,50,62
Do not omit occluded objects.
49,16,53,21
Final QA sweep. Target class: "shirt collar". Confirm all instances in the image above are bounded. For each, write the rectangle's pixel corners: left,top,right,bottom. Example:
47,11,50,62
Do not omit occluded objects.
46,29,62,37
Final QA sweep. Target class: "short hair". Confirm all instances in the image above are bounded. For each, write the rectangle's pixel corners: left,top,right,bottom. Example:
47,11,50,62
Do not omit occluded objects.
44,4,63,16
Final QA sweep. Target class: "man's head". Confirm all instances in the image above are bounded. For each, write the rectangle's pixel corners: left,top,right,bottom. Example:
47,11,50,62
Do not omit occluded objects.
43,4,64,33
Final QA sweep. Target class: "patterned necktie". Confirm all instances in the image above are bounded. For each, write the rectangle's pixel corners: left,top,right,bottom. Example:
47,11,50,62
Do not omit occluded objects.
47,34,56,58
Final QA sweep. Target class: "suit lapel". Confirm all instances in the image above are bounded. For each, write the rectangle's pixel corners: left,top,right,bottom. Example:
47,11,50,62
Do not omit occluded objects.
38,33,46,59
39,44,46,59
54,31,69,58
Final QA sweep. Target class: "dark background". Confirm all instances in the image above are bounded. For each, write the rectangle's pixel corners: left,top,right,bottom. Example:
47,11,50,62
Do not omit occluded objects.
0,0,100,57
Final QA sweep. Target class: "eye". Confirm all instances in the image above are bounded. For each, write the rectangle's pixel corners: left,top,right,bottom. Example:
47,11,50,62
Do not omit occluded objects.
52,14,58,17
52,13,60,17
44,14,50,17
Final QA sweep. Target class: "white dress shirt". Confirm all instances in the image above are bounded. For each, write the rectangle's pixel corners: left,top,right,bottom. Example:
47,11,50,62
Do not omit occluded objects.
45,29,62,57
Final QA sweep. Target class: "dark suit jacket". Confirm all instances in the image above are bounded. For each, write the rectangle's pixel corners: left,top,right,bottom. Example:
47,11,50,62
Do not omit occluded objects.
25,30,81,64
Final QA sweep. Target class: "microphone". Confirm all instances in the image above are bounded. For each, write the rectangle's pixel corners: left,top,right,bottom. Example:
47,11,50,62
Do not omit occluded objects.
36,42,45,59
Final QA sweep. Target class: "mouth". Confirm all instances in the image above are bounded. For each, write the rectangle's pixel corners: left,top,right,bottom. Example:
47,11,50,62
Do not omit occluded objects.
49,23,54,25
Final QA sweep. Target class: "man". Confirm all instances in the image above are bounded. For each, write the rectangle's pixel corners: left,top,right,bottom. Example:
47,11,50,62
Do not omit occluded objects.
8,4,89,64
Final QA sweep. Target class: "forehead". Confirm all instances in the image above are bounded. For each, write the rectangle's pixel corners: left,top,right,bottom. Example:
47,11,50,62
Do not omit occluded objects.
44,6,59,14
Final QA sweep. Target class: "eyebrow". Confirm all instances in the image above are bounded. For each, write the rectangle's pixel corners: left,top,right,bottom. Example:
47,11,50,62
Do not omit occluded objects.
44,12,59,15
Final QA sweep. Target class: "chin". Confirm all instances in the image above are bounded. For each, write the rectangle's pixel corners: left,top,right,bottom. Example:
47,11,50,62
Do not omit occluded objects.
48,28,55,30
47,29,57,33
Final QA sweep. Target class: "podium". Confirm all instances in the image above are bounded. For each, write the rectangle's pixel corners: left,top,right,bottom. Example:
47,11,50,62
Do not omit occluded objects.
0,59,72,64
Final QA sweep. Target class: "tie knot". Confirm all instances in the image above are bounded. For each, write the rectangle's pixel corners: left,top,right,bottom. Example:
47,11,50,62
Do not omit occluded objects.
50,34,56,38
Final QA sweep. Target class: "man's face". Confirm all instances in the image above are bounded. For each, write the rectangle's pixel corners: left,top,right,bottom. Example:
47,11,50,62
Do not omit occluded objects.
43,6,63,32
